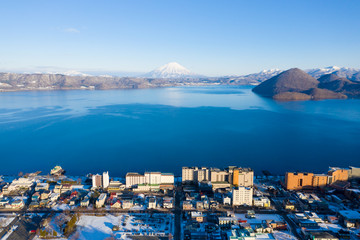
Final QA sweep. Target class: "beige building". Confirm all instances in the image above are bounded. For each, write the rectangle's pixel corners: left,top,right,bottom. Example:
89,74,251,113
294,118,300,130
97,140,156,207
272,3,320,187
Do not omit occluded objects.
182,167,197,182
211,169,228,182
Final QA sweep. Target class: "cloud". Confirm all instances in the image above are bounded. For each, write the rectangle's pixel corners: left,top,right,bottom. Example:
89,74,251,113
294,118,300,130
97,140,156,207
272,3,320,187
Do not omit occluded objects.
63,28,80,33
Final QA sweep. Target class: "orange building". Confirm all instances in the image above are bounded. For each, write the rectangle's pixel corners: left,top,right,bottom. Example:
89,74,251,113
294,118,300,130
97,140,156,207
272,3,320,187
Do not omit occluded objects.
285,172,314,190
328,168,348,184
312,174,328,188
285,168,349,190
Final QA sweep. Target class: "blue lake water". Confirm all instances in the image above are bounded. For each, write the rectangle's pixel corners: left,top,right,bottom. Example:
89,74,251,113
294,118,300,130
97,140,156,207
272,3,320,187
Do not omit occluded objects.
0,86,359,176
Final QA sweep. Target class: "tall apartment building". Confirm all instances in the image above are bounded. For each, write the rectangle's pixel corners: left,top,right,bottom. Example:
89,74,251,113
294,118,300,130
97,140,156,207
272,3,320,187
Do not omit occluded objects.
232,187,253,206
182,167,197,182
210,168,228,182
126,172,174,188
145,172,162,185
92,172,110,189
196,167,211,182
92,174,102,189
126,172,145,188
285,167,349,190
233,168,254,187
103,171,109,188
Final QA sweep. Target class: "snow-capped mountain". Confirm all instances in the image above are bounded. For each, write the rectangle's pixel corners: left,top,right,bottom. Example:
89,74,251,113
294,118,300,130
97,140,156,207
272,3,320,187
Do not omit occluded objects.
143,62,200,78
33,70,92,77
306,66,359,79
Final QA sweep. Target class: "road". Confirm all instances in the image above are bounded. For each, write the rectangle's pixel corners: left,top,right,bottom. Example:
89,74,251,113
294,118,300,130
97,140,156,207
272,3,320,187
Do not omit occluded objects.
174,185,182,240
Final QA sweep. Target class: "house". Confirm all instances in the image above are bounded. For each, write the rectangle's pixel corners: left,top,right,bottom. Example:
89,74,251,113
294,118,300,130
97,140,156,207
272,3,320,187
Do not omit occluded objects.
191,212,205,223
110,200,122,209
218,217,237,227
35,183,49,191
10,199,25,209
81,198,90,207
122,200,133,209
40,191,51,200
53,185,62,194
163,197,173,209
223,196,231,205
338,210,360,228
182,200,193,210
148,197,157,209
253,197,271,208
49,193,60,202
32,192,40,202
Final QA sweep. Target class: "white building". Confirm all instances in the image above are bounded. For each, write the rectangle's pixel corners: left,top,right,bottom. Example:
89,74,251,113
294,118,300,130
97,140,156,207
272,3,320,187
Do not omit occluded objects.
126,173,145,188
148,197,157,209
145,172,162,185
102,171,109,188
160,173,174,184
253,197,271,208
126,172,174,188
96,193,107,208
232,187,253,206
8,178,35,192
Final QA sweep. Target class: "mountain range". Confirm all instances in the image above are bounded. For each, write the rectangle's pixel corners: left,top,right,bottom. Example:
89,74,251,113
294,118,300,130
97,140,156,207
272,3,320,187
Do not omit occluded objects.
0,63,359,96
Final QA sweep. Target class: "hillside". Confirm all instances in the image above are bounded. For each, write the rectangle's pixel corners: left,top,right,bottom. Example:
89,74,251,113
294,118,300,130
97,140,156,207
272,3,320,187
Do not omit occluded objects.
253,69,360,100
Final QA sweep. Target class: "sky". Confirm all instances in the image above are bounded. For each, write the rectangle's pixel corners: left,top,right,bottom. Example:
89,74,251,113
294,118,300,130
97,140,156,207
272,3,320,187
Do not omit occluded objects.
0,0,359,76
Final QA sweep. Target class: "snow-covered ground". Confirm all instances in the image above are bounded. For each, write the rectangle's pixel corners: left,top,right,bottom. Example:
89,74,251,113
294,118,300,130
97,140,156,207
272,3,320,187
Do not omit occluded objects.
0,216,15,229
52,203,70,211
73,213,173,240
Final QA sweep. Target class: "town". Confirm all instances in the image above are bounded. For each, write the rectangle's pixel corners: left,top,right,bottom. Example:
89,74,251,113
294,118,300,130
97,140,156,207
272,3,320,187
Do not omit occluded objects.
0,165,359,240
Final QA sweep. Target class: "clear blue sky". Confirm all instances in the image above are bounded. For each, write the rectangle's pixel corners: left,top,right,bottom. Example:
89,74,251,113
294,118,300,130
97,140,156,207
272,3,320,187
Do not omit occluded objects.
0,0,359,76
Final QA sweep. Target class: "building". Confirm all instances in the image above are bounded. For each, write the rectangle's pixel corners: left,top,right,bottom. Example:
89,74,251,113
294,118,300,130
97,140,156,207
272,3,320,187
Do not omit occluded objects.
160,173,175,184
125,172,145,188
312,174,328,188
163,197,174,208
348,166,360,179
126,171,174,188
96,193,107,208
196,167,211,182
211,169,228,182
145,172,162,185
307,231,339,240
338,210,360,228
285,172,314,190
285,167,349,190
328,167,348,184
182,167,196,182
92,174,102,189
102,171,109,188
7,177,35,192
232,187,253,206
253,197,271,208
148,197,157,209
233,168,254,187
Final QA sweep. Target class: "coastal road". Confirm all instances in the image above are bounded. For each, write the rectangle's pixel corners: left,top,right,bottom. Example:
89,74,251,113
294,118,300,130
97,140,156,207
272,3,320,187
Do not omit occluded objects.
174,185,182,240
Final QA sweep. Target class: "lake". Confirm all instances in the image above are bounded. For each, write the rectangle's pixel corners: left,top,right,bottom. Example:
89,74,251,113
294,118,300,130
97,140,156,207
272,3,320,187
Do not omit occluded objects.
0,86,359,177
